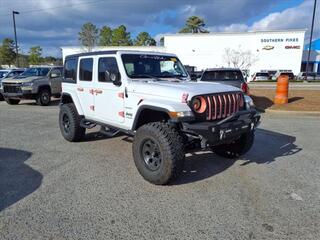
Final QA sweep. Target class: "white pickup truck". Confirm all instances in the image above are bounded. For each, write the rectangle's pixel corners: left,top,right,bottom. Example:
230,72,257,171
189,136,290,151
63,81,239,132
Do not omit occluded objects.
59,50,260,185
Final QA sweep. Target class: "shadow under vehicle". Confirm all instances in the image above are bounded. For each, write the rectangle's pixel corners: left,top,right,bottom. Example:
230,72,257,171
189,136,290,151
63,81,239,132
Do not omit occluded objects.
0,148,42,211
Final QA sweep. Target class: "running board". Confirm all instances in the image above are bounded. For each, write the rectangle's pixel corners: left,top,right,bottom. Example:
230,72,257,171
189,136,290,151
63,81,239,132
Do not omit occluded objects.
99,126,120,137
80,119,96,129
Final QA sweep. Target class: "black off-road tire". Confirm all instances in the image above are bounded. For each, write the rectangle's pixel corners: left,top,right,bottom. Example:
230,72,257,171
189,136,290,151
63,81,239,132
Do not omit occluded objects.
133,122,185,185
212,131,255,159
59,103,85,142
5,98,20,105
36,88,51,106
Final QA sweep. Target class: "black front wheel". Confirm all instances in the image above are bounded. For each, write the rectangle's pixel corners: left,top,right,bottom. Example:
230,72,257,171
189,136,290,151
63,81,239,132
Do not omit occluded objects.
36,89,51,106
59,103,85,142
212,131,255,159
133,122,185,185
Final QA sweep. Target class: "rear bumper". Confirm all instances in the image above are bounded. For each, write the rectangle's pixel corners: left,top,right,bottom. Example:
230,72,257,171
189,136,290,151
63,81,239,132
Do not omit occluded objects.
182,109,260,147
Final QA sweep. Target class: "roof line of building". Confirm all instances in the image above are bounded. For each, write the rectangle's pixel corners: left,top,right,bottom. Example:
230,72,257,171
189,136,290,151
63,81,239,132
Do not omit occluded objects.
60,46,164,49
164,29,307,37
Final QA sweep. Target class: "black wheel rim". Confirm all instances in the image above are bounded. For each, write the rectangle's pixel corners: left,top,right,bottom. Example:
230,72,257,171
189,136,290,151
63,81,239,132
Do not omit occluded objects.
141,138,162,171
42,92,50,103
62,113,70,133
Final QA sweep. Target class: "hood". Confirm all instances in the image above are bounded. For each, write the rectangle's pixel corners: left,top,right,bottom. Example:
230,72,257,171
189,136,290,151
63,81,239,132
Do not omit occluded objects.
128,79,241,101
2,75,44,84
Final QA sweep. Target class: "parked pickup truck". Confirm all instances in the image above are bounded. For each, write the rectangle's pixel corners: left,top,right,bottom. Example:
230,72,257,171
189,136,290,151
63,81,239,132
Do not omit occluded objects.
199,68,249,94
1,66,63,105
59,51,260,185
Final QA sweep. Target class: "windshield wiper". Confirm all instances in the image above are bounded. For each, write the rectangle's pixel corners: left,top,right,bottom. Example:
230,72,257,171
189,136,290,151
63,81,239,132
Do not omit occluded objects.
160,74,187,81
130,74,163,81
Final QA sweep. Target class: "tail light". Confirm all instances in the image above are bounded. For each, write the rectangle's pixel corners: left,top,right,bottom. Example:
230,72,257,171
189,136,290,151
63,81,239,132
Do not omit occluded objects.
241,82,249,94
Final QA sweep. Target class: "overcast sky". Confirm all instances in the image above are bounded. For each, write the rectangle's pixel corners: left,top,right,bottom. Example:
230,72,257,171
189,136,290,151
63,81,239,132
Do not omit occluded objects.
0,0,319,57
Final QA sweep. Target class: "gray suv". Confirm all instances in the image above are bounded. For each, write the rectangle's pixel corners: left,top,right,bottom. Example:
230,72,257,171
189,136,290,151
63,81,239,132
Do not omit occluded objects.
1,66,63,105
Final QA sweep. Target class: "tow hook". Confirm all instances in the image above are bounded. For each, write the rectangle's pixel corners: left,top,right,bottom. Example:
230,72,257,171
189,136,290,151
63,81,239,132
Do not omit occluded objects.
219,130,225,140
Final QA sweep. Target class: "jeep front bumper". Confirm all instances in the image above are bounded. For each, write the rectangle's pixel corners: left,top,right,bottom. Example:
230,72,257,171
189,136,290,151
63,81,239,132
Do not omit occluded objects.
181,109,260,147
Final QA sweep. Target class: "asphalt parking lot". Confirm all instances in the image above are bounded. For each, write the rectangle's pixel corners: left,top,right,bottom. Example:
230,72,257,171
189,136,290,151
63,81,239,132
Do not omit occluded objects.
1,100,320,240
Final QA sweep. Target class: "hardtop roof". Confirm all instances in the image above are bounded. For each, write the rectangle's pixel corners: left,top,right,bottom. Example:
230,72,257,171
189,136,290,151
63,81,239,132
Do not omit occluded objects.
65,50,177,59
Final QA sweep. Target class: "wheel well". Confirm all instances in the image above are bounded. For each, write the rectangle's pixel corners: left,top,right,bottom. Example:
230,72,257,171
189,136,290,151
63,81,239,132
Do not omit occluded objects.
38,85,51,94
61,94,74,104
134,108,170,130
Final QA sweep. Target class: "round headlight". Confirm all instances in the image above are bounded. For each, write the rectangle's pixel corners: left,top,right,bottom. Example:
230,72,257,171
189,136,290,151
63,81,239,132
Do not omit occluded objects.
192,96,207,113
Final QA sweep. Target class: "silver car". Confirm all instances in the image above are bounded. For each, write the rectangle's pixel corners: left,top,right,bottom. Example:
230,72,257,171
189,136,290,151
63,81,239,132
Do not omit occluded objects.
252,72,270,81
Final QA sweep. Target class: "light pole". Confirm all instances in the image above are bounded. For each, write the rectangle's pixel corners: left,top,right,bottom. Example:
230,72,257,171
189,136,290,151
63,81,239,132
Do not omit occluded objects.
12,10,20,67
305,0,317,80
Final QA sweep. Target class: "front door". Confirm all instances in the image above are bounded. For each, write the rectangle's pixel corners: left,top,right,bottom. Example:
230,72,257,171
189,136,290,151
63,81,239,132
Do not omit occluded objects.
94,56,125,124
77,57,95,118
49,68,63,94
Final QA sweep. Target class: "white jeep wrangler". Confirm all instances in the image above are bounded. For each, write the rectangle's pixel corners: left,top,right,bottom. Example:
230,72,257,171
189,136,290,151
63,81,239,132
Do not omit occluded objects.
59,51,260,185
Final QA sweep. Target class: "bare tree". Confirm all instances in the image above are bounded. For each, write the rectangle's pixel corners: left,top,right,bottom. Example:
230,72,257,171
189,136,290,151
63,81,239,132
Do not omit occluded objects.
223,46,258,70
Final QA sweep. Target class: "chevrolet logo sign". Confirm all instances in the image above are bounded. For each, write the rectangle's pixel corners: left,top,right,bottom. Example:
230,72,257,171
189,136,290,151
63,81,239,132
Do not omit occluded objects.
262,45,274,50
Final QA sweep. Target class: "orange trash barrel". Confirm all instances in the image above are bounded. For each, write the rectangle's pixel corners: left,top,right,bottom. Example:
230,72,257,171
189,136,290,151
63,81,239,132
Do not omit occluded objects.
274,74,289,104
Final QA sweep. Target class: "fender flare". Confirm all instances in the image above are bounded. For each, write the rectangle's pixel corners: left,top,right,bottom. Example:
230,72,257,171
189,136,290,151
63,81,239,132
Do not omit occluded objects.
60,92,84,115
35,84,51,94
131,105,171,131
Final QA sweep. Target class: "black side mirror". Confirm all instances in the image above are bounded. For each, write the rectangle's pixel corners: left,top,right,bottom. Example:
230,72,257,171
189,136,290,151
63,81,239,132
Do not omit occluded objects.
190,73,197,81
105,70,121,86
50,73,59,78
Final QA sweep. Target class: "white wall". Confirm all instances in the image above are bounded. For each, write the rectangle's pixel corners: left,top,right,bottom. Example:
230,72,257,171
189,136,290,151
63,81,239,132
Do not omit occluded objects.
164,30,305,78
61,30,306,80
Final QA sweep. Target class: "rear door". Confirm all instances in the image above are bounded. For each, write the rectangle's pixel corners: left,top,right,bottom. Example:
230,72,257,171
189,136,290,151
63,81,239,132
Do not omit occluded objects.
94,56,125,124
77,57,95,118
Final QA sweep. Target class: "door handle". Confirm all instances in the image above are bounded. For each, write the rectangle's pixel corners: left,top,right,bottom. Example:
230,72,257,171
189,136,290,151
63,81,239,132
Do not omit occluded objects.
94,89,103,94
77,87,84,92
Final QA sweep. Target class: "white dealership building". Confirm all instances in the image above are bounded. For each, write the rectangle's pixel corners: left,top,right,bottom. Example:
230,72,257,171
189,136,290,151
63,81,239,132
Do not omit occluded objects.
61,29,306,80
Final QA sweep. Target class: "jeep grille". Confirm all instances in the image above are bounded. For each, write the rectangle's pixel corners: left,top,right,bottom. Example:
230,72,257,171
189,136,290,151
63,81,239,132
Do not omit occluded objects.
191,92,244,121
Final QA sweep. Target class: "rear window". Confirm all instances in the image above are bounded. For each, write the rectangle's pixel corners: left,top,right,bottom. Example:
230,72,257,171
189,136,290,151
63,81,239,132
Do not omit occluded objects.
79,58,93,81
64,58,77,83
202,70,243,81
256,72,269,77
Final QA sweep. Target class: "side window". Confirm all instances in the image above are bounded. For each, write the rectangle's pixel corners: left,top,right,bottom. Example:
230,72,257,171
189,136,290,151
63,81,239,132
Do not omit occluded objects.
7,72,15,77
79,58,93,81
50,69,62,78
64,58,77,83
98,57,119,82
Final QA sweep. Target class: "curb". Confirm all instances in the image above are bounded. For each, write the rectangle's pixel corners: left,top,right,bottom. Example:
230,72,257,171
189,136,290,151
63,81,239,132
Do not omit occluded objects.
261,108,320,116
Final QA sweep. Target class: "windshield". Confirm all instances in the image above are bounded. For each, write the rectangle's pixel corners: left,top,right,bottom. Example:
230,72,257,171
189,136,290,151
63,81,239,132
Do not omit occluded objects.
21,67,50,77
0,70,9,78
202,70,243,81
121,54,188,79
